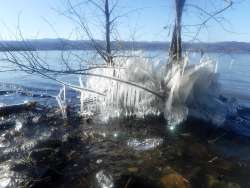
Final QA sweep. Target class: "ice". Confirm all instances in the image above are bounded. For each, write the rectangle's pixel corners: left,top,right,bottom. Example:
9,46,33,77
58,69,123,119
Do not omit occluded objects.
55,52,232,128
0,163,12,188
163,56,219,125
96,170,114,188
78,54,165,119
15,120,23,131
56,85,67,119
0,177,10,188
127,138,163,151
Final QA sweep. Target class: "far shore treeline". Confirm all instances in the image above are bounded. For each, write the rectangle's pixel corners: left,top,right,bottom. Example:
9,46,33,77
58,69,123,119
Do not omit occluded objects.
0,39,250,53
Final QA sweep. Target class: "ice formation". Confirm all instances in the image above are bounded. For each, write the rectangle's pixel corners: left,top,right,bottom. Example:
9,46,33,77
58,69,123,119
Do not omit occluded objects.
56,85,67,119
0,163,11,188
96,170,114,188
1,51,242,132
78,54,165,120
127,138,163,151
59,53,228,127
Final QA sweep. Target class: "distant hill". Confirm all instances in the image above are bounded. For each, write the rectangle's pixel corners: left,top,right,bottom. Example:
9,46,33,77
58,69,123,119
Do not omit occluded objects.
0,39,250,53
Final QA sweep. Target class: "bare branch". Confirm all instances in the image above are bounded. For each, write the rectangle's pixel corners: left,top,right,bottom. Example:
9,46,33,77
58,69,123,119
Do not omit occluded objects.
109,0,119,14
186,0,233,41
87,0,105,13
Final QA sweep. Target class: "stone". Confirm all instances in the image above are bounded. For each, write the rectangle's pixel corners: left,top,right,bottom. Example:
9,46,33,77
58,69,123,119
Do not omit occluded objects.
179,133,192,138
207,175,241,188
216,159,234,172
161,173,191,188
188,143,209,160
207,175,221,188
29,148,57,163
227,182,241,188
162,166,175,174
128,167,139,173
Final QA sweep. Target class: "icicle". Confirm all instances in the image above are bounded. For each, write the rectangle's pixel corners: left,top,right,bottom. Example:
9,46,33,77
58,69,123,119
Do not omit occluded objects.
79,76,84,113
56,85,67,119
214,61,218,73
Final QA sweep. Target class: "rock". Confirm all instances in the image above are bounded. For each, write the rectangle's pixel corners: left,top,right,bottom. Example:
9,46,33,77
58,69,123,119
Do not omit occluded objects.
207,175,241,188
162,166,175,174
29,148,57,163
115,175,159,188
188,166,202,180
128,167,139,173
161,173,191,188
187,143,209,160
67,150,76,160
179,133,192,138
215,159,234,172
207,175,221,188
227,182,241,188
71,177,89,188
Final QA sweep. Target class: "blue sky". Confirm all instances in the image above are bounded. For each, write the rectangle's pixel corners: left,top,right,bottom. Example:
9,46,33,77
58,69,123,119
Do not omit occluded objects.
0,0,249,42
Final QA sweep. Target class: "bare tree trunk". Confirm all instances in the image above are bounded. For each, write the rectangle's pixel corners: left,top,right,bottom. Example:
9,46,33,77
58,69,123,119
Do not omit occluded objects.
169,0,186,63
105,0,113,65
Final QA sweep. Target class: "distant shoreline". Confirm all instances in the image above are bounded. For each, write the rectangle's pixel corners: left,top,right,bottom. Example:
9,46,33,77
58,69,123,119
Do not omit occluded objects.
0,39,250,53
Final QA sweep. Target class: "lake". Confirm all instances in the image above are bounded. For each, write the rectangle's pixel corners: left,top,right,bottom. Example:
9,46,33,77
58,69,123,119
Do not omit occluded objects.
0,50,249,107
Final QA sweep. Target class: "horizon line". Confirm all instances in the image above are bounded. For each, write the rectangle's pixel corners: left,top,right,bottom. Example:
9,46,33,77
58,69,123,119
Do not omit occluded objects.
0,38,250,44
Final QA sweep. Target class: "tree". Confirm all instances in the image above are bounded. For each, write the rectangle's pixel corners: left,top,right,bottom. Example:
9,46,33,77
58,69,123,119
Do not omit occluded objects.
169,0,233,64
64,0,121,65
169,0,186,63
